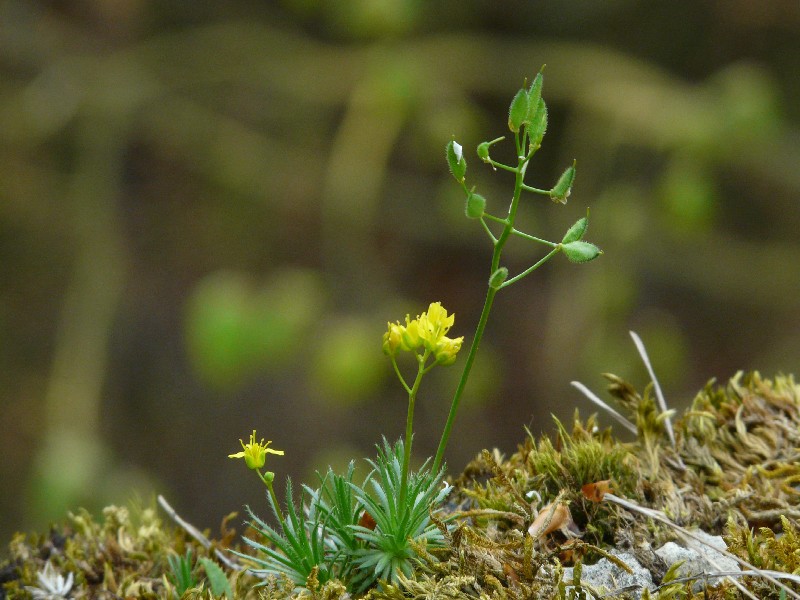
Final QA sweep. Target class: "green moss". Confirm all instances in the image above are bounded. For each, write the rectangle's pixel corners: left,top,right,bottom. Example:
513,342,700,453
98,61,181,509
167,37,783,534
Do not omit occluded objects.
5,371,800,599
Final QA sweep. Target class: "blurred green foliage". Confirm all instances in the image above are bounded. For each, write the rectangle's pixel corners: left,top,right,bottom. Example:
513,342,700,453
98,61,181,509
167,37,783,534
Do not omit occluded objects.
1,1,799,549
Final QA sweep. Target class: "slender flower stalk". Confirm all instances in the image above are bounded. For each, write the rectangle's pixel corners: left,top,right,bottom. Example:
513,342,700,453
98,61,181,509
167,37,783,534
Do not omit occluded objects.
398,349,428,508
383,303,463,507
228,431,286,525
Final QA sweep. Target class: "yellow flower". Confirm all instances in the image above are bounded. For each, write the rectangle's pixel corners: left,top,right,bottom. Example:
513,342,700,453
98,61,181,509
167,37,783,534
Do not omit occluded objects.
383,302,461,363
383,321,404,356
400,316,422,351
229,430,284,470
417,302,455,351
434,335,464,365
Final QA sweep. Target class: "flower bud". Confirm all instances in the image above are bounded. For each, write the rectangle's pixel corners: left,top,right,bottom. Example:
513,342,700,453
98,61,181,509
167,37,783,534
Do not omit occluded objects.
446,140,467,183
465,192,486,219
561,240,602,263
434,335,464,365
382,321,404,355
488,267,508,289
400,317,421,351
550,160,576,204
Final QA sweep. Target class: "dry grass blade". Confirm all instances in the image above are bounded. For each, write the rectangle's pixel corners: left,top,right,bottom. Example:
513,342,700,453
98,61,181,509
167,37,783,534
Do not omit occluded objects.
602,492,800,600
570,380,637,435
158,494,241,570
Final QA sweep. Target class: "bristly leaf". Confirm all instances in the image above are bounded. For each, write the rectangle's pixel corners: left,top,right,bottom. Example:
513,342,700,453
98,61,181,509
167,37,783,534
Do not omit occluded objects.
446,140,466,183
525,70,544,125
508,87,530,133
551,160,576,204
348,438,450,593
528,97,548,151
562,212,589,244
233,478,332,588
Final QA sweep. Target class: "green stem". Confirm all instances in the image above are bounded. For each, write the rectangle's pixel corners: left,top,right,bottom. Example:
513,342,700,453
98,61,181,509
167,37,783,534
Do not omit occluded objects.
520,183,550,195
510,228,557,246
399,351,428,508
433,284,498,473
433,134,533,473
262,473,287,529
500,246,561,288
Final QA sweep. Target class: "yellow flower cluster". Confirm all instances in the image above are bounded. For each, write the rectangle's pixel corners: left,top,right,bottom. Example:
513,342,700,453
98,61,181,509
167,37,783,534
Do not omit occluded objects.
383,302,464,365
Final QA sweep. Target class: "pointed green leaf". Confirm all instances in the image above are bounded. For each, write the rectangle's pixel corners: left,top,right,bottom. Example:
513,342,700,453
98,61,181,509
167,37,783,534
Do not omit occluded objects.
508,87,529,133
529,98,548,151
446,140,466,182
562,215,588,244
525,71,544,124
550,160,576,204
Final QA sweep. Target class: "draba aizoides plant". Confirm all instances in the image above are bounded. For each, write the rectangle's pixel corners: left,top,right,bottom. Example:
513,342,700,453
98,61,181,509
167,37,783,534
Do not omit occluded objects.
228,70,601,595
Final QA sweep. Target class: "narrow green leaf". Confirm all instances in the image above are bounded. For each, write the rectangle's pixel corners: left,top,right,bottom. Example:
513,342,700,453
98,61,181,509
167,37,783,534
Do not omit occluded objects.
551,160,576,204
529,98,548,151
525,71,544,124
562,214,588,244
508,87,529,132
446,140,466,182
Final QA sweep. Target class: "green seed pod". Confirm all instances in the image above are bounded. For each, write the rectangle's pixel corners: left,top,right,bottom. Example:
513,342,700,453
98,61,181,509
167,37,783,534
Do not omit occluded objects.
528,98,548,151
550,160,576,204
525,72,544,124
562,240,602,263
465,192,486,219
561,215,588,244
508,87,529,133
488,266,508,289
446,140,467,183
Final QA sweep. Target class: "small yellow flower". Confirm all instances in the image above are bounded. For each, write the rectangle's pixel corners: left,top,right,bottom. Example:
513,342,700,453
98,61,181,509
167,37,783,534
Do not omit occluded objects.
400,316,422,351
383,321,404,356
417,302,456,351
383,302,462,363
434,335,464,365
229,430,284,470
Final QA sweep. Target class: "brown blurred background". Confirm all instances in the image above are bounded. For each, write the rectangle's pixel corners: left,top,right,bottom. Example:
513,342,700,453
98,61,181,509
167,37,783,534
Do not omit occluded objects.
1,1,799,546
